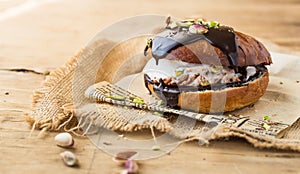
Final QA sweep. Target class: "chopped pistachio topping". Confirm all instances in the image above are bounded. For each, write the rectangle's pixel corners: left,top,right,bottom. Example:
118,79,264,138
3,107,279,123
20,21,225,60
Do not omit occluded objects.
183,18,196,23
152,145,161,151
157,100,164,105
208,21,220,28
176,21,194,27
146,38,152,47
175,70,184,77
133,98,145,104
262,123,271,130
197,18,205,24
263,115,271,121
164,16,223,35
200,81,210,86
189,24,208,34
153,111,162,116
108,95,126,101
43,70,50,76
130,96,143,100
210,65,223,73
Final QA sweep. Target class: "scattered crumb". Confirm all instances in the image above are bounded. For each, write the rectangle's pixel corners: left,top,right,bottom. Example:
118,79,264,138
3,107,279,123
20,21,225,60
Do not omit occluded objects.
279,81,283,85
296,80,299,83
43,70,50,76
152,145,161,151
103,142,112,145
4,92,9,95
203,158,206,160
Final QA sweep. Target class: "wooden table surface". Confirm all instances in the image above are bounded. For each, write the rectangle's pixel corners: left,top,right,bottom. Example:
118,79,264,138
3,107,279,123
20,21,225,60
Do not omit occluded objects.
1,0,300,174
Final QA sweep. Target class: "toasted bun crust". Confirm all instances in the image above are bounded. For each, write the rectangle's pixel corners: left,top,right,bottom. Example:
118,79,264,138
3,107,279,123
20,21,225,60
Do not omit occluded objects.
164,31,272,67
145,71,269,113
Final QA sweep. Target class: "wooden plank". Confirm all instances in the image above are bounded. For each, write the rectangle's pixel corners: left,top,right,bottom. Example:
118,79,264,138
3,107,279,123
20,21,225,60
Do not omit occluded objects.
1,0,300,173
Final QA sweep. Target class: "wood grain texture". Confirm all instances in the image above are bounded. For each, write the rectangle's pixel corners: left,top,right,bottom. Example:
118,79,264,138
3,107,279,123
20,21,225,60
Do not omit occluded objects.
0,0,300,173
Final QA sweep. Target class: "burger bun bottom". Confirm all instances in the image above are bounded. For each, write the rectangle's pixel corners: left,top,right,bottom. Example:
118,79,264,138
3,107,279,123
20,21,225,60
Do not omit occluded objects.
145,71,269,113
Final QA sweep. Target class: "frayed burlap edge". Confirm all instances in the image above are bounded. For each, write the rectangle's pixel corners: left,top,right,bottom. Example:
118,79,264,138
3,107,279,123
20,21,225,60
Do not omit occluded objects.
25,50,80,136
26,38,171,137
166,118,300,152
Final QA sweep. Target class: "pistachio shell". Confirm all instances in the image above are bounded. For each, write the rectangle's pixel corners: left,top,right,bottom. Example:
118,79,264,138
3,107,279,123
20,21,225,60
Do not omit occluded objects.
167,21,178,29
189,24,208,34
60,151,78,167
125,160,139,173
54,132,74,147
165,16,171,25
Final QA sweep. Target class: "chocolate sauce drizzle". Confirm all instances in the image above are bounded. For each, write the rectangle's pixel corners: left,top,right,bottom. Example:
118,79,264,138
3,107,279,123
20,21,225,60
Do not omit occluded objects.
151,26,238,67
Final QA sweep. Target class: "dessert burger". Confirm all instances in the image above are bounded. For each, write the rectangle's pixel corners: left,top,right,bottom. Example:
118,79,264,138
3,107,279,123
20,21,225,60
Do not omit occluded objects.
143,17,272,113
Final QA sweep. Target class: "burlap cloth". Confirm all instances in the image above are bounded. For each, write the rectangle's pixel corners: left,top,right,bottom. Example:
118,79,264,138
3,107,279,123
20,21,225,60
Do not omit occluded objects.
26,36,300,152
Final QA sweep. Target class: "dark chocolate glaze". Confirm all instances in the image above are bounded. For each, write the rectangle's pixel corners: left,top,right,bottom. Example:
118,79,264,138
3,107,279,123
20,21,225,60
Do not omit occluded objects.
151,26,238,67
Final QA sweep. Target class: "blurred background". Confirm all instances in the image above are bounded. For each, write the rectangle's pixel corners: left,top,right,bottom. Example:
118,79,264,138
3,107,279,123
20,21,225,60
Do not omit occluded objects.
0,0,299,70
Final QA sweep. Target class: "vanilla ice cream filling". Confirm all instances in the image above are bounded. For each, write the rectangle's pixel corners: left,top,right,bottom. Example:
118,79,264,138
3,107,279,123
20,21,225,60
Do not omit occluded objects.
143,58,259,87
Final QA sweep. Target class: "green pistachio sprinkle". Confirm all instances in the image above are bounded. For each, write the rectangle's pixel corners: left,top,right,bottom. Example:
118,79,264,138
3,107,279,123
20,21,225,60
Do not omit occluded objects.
153,111,162,116
130,96,143,100
175,70,184,77
146,38,152,47
197,18,205,24
108,95,126,101
210,65,223,73
263,115,271,121
183,18,196,23
262,123,271,130
152,145,161,151
208,21,220,28
165,16,223,35
133,98,145,104
200,81,210,86
176,21,194,27
157,100,164,105
43,70,50,76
